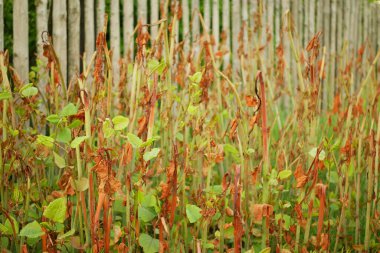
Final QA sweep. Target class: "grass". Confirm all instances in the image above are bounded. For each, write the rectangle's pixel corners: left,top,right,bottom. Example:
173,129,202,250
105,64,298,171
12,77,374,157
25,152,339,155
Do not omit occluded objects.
0,11,380,253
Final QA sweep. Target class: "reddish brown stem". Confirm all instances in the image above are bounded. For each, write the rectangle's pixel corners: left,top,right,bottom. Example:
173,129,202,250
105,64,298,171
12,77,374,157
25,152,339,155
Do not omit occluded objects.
257,71,268,167
89,172,95,245
94,192,106,231
104,196,110,253
233,165,242,253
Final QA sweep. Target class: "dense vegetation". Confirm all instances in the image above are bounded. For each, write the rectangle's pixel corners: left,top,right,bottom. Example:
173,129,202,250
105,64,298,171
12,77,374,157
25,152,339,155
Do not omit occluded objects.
1,9,380,253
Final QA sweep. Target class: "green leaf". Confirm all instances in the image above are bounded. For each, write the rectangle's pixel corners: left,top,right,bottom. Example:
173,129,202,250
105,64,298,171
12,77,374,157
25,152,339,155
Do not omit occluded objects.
224,144,238,155
19,221,45,238
56,128,71,143
308,147,326,161
187,105,198,115
278,169,292,180
186,204,202,223
206,185,223,195
70,136,88,149
259,247,271,253
43,197,67,223
46,114,61,124
138,206,156,223
57,229,75,240
223,144,240,163
0,91,12,100
53,152,66,169
1,216,19,235
175,132,183,142
147,59,160,72
139,233,159,253
0,224,9,234
148,59,166,75
127,133,143,148
112,115,129,131
141,136,161,148
9,128,19,137
143,148,160,161
246,148,255,155
36,135,55,148
20,85,38,98
189,72,202,84
141,193,158,208
74,177,89,192
68,119,83,129
275,214,292,230
102,119,115,138
13,186,24,203
60,103,78,117
329,171,339,184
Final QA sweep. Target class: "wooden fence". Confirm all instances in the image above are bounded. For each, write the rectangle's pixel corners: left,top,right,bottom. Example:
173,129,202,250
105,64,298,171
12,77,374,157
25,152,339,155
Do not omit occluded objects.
2,0,380,108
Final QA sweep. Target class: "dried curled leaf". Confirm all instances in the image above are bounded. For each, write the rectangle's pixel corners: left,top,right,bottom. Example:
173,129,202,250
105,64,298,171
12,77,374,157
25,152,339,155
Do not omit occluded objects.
251,204,274,222
294,164,308,188
91,150,121,195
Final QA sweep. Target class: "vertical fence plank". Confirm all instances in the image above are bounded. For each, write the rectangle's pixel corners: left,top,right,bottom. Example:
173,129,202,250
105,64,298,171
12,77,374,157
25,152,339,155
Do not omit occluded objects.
182,0,190,53
231,0,240,75
123,0,134,59
303,0,309,44
191,0,200,48
265,0,273,61
84,0,95,65
336,0,342,54
36,1,48,62
242,0,248,53
274,0,280,47
331,0,337,87
282,0,290,108
296,0,303,43
204,0,210,32
151,0,159,41
96,0,105,35
222,0,230,68
36,0,48,103
309,0,315,37
322,0,331,109
248,0,255,31
68,0,81,81
346,0,352,49
212,0,219,51
111,0,121,87
138,0,148,34
13,0,29,82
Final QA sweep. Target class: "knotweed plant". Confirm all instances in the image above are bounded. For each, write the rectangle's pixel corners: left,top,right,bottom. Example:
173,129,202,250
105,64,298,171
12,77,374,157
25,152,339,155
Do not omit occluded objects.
0,10,380,253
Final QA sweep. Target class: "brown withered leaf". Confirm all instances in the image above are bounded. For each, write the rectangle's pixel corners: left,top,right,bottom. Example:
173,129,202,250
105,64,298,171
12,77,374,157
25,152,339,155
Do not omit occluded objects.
249,114,259,130
222,173,230,192
229,119,238,140
160,182,170,200
320,233,329,250
251,204,274,222
122,143,133,166
215,152,224,163
294,164,308,188
251,166,260,185
245,95,259,107
315,183,327,244
137,116,147,137
58,171,75,196
332,94,341,114
92,151,121,195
